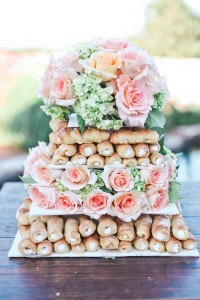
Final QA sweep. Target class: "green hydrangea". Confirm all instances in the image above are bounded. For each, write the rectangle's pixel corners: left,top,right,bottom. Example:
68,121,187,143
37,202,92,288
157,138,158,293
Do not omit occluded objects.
162,146,177,159
75,44,98,59
130,167,146,192
41,105,71,120
55,179,67,192
153,92,167,111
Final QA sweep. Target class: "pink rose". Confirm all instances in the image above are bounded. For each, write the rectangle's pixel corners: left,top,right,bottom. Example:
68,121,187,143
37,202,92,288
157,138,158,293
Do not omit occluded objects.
37,70,52,99
56,52,83,72
111,191,148,221
28,185,56,209
31,160,58,186
55,191,82,212
99,37,129,51
164,155,177,181
146,185,169,210
102,164,134,192
116,74,154,126
60,164,92,191
144,63,167,95
83,189,112,219
140,164,168,188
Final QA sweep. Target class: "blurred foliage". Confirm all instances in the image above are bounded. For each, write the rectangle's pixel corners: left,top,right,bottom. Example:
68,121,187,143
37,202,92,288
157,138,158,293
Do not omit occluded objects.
131,0,200,57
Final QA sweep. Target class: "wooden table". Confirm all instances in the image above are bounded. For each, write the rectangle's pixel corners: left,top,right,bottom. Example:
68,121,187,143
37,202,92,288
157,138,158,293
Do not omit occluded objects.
0,182,200,300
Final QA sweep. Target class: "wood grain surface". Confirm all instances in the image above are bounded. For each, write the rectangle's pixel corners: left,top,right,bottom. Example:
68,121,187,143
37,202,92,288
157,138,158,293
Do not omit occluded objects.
0,182,199,300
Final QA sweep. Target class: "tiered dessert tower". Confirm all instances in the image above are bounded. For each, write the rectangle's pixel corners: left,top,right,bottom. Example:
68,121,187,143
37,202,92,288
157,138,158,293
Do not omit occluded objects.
9,37,198,257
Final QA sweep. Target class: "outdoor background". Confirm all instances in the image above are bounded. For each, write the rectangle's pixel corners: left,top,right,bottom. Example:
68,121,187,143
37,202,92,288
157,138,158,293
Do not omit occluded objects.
0,0,200,186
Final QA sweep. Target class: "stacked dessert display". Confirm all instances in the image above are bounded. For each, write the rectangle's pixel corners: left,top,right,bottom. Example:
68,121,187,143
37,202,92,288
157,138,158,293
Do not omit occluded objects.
9,37,198,257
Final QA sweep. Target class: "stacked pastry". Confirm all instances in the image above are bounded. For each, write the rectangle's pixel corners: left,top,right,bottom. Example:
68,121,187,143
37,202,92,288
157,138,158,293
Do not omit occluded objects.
16,198,198,256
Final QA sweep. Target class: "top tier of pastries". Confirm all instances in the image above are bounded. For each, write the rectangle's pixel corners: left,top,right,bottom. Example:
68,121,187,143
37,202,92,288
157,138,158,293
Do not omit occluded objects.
37,37,168,131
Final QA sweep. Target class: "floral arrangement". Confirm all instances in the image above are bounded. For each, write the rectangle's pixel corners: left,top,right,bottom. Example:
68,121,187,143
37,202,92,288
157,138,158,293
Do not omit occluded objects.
21,142,180,221
38,37,168,130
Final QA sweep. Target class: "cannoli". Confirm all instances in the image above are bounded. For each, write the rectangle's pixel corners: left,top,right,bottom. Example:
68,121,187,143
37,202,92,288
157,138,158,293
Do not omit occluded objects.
171,215,189,240
150,153,164,165
40,216,51,224
149,143,161,154
116,145,135,159
54,238,70,254
122,158,137,167
83,233,100,252
133,236,149,251
182,233,198,250
97,142,114,157
52,154,69,165
149,237,165,253
97,216,117,237
79,216,96,237
165,235,182,254
47,216,64,242
49,119,67,131
18,225,37,256
64,218,81,245
30,221,48,243
133,144,150,158
37,240,53,256
116,218,135,241
48,143,58,156
135,215,152,240
100,235,119,250
23,197,32,209
105,153,122,165
49,128,75,145
137,157,150,167
28,216,42,224
119,240,133,253
71,242,86,254
110,129,159,145
87,154,104,168
55,144,78,157
17,207,30,225
152,216,171,242
70,128,110,144
71,153,87,165
79,143,97,157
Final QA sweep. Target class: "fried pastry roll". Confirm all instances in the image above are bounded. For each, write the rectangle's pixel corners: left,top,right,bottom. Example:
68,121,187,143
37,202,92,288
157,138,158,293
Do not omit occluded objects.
71,153,87,165
83,233,100,252
54,238,70,254
55,144,78,157
122,158,137,167
79,143,97,157
79,216,96,237
97,216,117,237
28,216,42,224
30,221,48,243
116,218,135,241
17,207,30,225
64,218,81,245
97,142,114,157
48,143,58,156
100,235,119,250
70,128,110,144
182,233,198,250
87,154,104,168
23,197,32,209
150,153,164,165
149,237,165,253
133,236,149,251
40,216,51,224
165,235,182,254
49,119,67,131
105,153,122,165
171,215,189,240
37,240,53,256
135,215,152,240
137,157,150,167
47,216,64,242
149,143,160,154
134,144,150,158
152,216,171,242
52,154,69,165
119,240,133,253
71,241,86,254
110,129,159,145
18,225,37,256
116,145,135,159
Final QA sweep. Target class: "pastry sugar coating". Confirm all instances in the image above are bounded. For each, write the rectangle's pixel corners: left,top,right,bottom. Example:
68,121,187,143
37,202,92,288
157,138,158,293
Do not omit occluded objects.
71,241,85,254
149,237,165,253
165,235,182,254
79,143,97,157
64,218,81,245
37,240,53,256
137,157,150,167
110,129,159,145
133,144,150,158
71,153,87,165
171,215,189,241
97,142,114,157
54,238,70,254
122,158,137,167
105,153,122,165
119,240,133,253
116,145,135,159
116,218,135,241
79,216,96,237
135,215,152,240
150,153,164,165
18,224,37,256
182,233,198,250
97,216,117,237
30,221,48,243
149,143,160,154
47,216,64,242
133,236,149,251
83,233,100,252
100,235,119,250
87,154,104,168
152,216,171,242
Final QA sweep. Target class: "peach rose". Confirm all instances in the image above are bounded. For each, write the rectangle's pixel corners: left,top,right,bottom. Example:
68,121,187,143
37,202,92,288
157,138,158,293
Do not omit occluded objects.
111,191,148,221
99,37,129,51
116,74,154,127
55,191,82,212
60,164,93,191
102,164,134,192
37,70,52,99
56,52,83,73
31,160,59,186
146,185,169,210
28,185,56,209
140,164,168,188
83,189,112,219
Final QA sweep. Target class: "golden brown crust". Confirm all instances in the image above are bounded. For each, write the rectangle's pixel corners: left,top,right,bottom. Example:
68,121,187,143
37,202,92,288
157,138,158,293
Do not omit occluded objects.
149,237,165,253
97,142,114,157
137,157,150,167
110,129,159,144
122,158,137,167
105,153,122,165
165,235,182,254
116,145,135,158
79,143,97,157
133,144,150,158
119,240,133,253
133,236,149,251
87,154,104,168
100,235,119,250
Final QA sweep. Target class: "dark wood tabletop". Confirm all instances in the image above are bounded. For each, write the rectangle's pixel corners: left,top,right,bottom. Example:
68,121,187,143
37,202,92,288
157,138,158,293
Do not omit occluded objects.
0,182,199,300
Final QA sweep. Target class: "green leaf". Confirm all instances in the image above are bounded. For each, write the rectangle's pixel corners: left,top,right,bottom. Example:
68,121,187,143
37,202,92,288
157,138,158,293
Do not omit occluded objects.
159,133,166,154
77,114,85,135
146,110,166,129
100,186,114,194
19,175,36,185
169,181,183,203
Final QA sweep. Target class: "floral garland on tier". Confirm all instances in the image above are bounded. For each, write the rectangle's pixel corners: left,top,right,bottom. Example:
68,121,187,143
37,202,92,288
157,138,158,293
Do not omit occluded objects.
38,37,168,130
21,142,181,221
